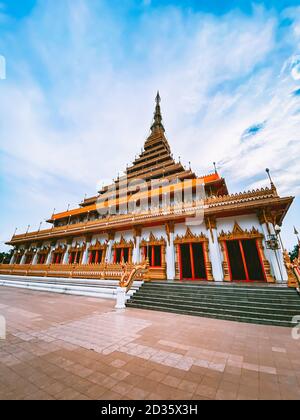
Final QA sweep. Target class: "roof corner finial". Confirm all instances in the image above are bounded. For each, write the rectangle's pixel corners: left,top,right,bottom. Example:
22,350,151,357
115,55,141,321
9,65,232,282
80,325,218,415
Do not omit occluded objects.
266,168,277,192
213,162,217,174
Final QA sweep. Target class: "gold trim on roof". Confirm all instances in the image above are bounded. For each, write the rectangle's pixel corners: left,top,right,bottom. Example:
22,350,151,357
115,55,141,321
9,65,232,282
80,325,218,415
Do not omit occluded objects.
218,222,263,241
174,228,208,244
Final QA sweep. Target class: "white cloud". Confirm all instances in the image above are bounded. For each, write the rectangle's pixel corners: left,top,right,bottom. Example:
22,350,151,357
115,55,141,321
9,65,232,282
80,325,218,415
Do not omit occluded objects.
0,1,299,250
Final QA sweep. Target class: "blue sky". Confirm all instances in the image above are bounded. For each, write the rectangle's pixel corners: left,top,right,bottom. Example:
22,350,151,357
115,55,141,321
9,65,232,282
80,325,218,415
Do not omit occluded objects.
0,0,300,251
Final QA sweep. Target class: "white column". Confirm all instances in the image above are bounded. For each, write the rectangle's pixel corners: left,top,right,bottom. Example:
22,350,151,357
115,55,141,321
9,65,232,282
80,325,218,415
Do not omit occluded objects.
166,232,176,280
115,287,127,309
32,250,39,265
133,236,141,263
46,246,55,265
20,251,27,265
208,229,223,282
82,241,91,265
106,240,113,263
268,223,288,283
261,223,286,283
63,244,72,265
9,250,17,265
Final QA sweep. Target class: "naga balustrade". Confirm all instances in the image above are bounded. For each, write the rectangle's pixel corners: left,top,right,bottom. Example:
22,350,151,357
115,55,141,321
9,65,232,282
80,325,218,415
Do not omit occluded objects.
283,251,300,291
0,263,147,281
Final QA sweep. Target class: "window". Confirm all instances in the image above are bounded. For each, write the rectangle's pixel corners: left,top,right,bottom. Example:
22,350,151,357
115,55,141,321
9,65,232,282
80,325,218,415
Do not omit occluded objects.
52,253,63,264
25,254,33,265
89,250,103,264
114,247,130,264
143,245,162,267
69,251,82,264
37,254,47,265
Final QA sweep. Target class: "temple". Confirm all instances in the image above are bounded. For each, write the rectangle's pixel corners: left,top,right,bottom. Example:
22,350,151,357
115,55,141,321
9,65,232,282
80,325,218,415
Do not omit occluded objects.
1,93,295,284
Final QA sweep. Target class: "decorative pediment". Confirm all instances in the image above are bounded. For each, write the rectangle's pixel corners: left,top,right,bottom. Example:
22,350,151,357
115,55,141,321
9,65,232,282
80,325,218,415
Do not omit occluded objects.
54,244,67,253
218,222,263,241
89,240,107,251
37,245,51,255
69,242,86,253
140,232,166,247
174,227,208,244
113,235,134,249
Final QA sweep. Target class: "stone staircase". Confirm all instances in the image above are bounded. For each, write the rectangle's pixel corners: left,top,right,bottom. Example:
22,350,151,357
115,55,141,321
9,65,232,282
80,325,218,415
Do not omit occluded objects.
126,282,300,327
0,275,143,301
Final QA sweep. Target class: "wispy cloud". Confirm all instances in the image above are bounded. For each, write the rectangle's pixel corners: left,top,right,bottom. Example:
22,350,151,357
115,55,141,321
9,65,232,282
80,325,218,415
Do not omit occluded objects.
0,0,299,249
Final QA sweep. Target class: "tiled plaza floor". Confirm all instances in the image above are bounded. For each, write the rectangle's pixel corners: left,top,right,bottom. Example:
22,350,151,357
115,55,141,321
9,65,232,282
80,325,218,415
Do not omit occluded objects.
0,287,300,400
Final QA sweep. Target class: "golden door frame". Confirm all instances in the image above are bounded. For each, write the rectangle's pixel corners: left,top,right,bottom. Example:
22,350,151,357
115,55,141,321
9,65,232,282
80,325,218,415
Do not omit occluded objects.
68,242,86,265
51,244,66,264
36,246,51,264
174,228,213,281
88,240,107,264
112,236,134,263
140,232,167,280
218,222,274,283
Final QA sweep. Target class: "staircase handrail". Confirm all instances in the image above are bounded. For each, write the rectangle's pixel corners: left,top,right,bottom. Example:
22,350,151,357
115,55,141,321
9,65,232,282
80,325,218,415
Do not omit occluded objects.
119,260,150,293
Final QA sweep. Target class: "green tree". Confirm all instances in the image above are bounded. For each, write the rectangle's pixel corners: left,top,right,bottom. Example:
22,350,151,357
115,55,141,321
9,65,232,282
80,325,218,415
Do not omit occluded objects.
290,244,299,262
0,251,13,264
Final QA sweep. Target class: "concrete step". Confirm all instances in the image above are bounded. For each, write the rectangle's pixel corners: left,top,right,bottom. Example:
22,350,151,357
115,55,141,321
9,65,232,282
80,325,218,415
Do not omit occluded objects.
135,292,300,307
0,275,143,300
127,298,297,321
131,295,300,315
127,282,300,327
126,302,296,328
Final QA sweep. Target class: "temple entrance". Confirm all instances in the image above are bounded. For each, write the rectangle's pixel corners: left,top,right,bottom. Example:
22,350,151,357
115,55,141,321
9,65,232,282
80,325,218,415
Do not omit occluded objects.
179,243,207,281
226,239,266,282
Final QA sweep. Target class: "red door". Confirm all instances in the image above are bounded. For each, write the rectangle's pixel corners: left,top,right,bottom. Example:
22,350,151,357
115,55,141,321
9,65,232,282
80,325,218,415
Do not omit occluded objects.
225,239,266,282
178,243,207,281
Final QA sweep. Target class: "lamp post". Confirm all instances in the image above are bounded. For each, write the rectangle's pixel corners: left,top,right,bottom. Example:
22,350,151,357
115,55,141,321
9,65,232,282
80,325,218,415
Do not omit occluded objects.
274,224,285,251
266,231,284,282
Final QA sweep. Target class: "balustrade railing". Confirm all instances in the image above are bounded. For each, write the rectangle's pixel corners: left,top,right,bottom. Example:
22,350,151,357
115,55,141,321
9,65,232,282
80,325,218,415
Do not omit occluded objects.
0,263,148,281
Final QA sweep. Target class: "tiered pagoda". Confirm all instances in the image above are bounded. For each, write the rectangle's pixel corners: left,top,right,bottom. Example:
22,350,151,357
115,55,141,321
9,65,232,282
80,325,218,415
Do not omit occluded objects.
1,93,294,284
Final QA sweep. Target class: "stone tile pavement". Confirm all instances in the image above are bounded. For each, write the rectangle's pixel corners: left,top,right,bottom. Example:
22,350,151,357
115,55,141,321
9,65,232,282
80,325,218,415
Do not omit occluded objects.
0,287,300,400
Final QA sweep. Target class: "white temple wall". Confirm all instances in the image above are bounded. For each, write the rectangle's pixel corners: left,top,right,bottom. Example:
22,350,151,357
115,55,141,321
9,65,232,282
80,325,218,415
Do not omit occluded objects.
91,234,107,245
141,226,168,241
174,222,207,238
114,230,133,243
216,214,261,234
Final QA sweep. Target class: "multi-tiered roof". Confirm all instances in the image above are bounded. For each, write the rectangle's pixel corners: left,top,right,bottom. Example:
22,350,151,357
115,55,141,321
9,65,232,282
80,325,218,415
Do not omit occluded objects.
7,93,293,246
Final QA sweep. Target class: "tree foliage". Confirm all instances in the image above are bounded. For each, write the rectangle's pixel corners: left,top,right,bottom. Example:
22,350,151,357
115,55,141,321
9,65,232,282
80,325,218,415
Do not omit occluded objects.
0,251,13,264
290,244,299,262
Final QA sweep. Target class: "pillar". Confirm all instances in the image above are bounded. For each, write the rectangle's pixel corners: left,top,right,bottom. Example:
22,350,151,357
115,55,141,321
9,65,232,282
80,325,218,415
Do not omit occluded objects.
267,222,288,283
133,227,142,263
82,236,92,265
46,244,56,265
9,250,17,265
106,231,115,263
20,250,27,265
166,222,176,280
205,217,223,281
63,242,72,265
115,287,127,309
32,248,39,265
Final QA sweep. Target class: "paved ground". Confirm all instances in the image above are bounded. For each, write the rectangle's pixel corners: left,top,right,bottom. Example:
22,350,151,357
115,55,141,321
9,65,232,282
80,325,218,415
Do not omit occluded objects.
0,287,300,400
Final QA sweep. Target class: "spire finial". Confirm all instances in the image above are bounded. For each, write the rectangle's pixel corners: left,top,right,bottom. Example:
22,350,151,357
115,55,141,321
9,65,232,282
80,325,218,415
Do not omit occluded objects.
266,168,277,192
156,91,161,105
151,91,165,134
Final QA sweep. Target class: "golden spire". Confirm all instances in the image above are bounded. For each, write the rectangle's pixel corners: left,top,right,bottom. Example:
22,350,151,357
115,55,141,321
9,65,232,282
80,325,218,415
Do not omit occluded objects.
151,91,165,134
